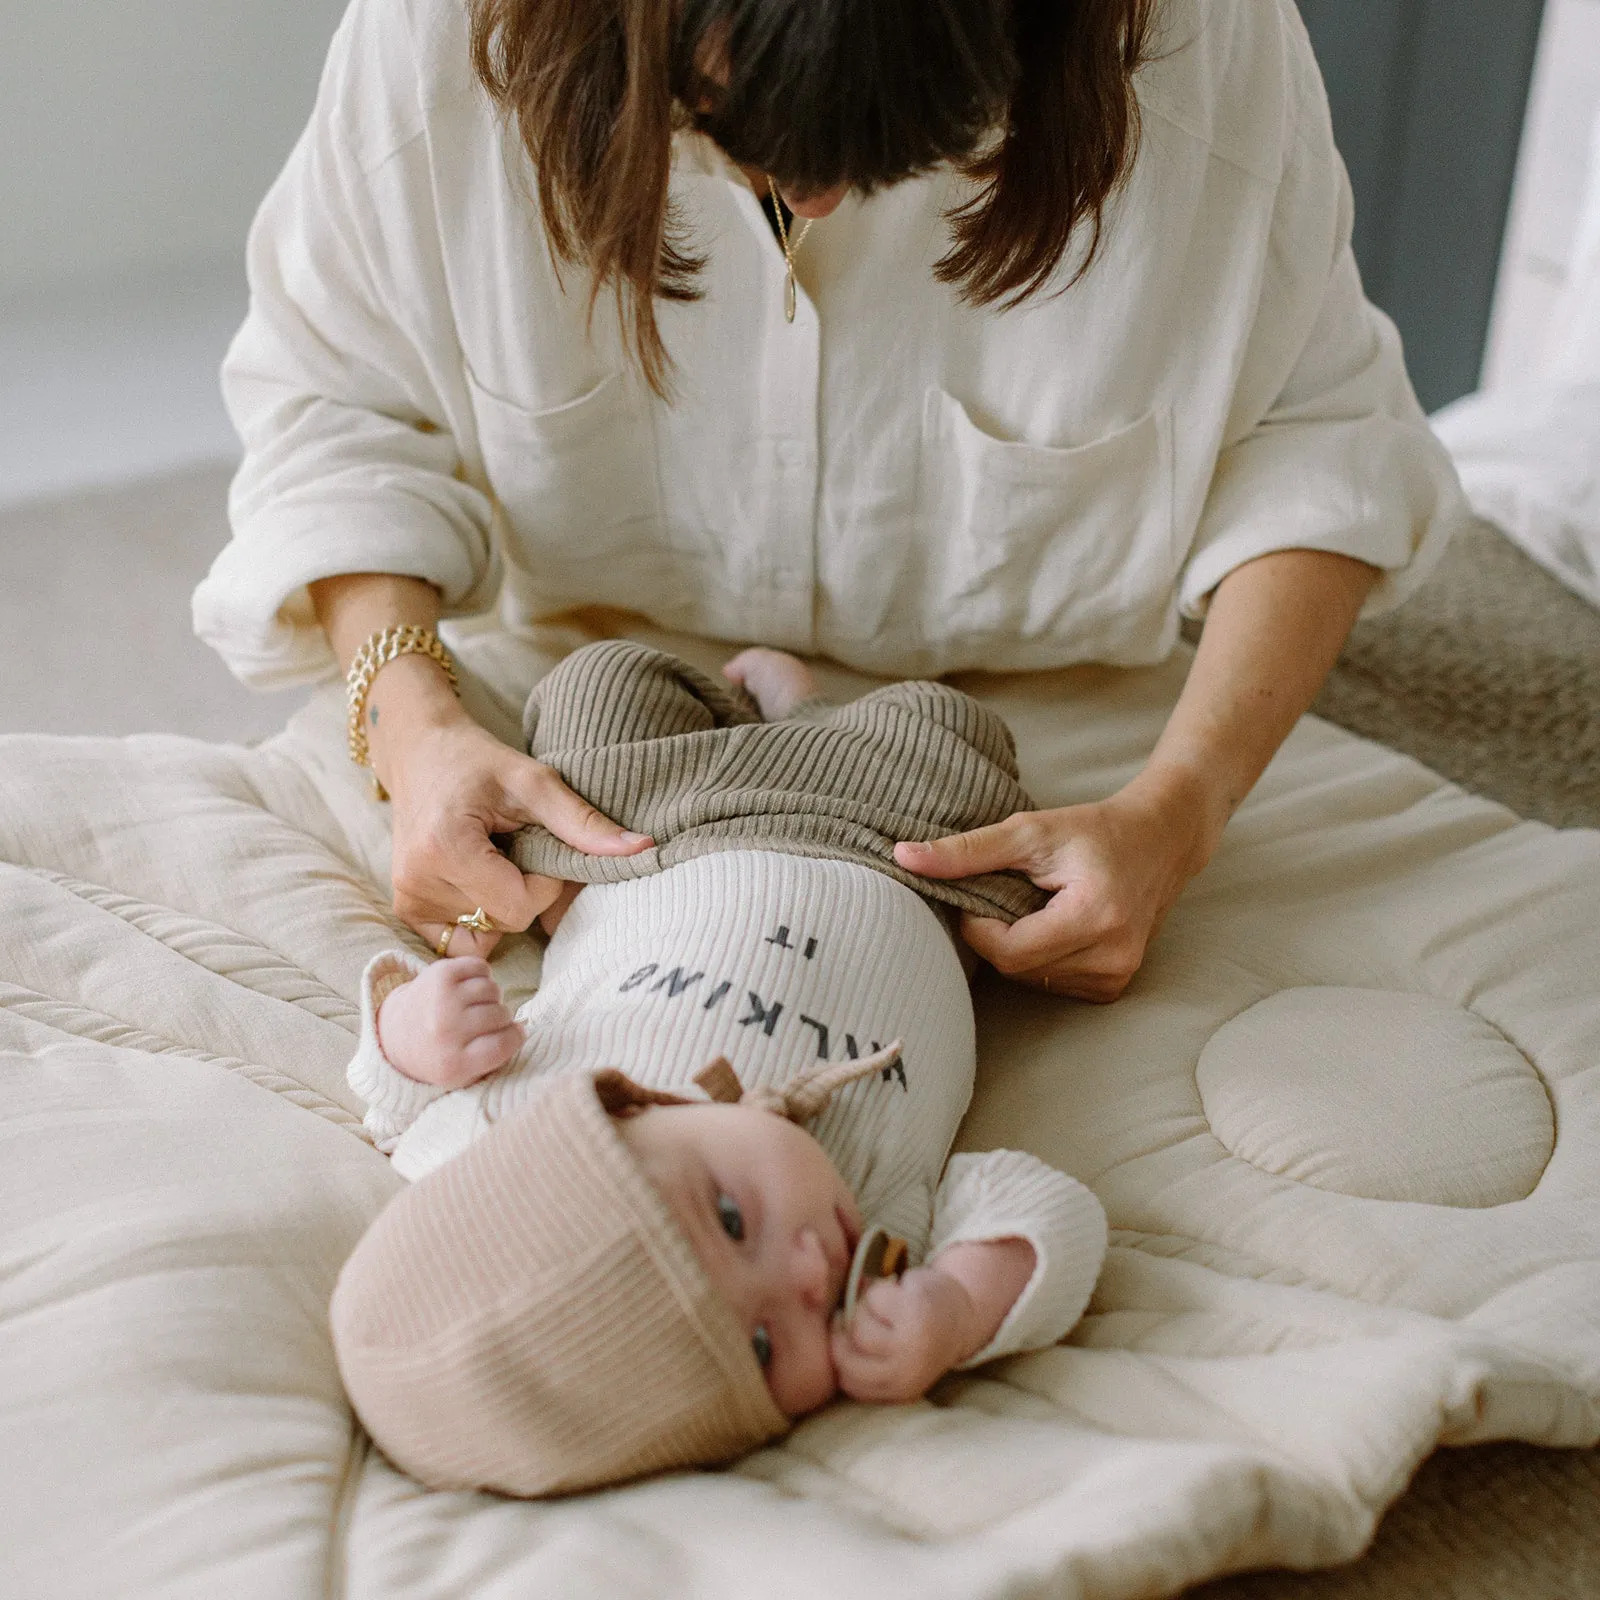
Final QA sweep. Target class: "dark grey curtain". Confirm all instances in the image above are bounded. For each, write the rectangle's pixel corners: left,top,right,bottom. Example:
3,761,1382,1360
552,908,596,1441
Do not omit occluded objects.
1295,0,1546,411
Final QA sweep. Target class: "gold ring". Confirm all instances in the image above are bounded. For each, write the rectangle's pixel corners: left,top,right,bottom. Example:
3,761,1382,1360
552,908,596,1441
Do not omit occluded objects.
456,907,496,936
434,924,454,958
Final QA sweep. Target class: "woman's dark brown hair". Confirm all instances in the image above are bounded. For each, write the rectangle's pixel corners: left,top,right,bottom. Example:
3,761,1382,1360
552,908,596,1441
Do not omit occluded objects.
470,0,1158,395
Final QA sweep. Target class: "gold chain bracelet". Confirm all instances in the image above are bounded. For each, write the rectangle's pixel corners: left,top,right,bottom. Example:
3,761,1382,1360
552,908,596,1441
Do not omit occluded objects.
345,625,460,800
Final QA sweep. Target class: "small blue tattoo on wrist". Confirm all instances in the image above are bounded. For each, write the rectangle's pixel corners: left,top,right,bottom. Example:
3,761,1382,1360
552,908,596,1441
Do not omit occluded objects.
369,706,379,725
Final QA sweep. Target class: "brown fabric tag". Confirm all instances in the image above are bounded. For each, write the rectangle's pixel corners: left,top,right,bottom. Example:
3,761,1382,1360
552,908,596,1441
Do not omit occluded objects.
693,1057,745,1105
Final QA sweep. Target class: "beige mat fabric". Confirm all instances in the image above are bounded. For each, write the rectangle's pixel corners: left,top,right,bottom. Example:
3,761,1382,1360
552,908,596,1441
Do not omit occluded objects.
4,611,1598,1600
1194,514,1600,1598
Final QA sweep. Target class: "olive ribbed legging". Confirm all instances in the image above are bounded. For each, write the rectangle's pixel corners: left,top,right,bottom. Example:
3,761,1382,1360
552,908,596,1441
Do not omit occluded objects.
509,640,1048,924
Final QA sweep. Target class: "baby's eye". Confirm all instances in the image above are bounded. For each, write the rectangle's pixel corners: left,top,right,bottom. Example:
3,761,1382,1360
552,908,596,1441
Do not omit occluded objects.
716,1193,744,1243
751,1326,772,1369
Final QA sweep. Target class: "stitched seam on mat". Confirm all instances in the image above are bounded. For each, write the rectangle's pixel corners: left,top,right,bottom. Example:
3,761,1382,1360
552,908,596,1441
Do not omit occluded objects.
934,1368,1146,1443
758,1359,1172,1536
24,866,362,1029
1460,1006,1560,1196
991,1353,1315,1466
1108,1230,1339,1295
216,750,380,882
0,981,373,1144
735,1447,948,1540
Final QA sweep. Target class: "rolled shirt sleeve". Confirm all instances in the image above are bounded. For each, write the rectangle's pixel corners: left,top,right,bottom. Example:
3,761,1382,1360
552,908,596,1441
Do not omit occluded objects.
1178,5,1470,621
929,1149,1108,1367
192,0,499,688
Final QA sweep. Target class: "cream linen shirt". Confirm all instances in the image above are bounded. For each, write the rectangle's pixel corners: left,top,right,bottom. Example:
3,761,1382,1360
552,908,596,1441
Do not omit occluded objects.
194,0,1467,686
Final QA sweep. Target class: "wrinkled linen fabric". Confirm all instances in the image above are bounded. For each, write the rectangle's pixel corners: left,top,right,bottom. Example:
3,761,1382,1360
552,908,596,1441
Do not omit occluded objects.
193,0,1466,689
1431,107,1600,614
3,619,1597,1600
1430,383,1600,610
1430,106,1600,611
1549,105,1600,385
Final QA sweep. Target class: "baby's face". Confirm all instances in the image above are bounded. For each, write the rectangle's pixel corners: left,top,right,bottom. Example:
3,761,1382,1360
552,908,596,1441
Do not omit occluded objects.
616,1104,862,1417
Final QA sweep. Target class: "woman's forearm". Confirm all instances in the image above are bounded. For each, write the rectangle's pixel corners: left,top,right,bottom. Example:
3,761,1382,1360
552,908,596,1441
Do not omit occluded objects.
1133,548,1381,867
309,572,442,669
308,572,470,793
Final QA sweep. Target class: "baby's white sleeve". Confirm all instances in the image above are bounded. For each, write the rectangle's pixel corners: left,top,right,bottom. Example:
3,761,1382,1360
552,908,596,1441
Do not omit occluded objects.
928,1149,1107,1367
347,950,448,1151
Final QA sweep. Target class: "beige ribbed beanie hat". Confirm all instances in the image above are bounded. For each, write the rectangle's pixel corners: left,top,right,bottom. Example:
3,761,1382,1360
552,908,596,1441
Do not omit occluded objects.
330,1069,788,1497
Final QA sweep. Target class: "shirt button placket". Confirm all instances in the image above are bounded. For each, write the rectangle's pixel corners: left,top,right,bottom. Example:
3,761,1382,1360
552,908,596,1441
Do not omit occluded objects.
771,299,822,653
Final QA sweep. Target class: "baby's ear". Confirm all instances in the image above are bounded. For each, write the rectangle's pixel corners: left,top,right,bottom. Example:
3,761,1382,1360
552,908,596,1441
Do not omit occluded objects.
591,1069,692,1119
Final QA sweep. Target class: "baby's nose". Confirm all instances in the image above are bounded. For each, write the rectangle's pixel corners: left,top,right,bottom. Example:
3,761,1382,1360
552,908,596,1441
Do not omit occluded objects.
791,1228,833,1311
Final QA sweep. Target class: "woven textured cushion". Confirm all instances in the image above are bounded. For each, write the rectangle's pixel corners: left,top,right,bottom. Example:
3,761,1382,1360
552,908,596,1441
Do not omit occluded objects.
1314,517,1600,828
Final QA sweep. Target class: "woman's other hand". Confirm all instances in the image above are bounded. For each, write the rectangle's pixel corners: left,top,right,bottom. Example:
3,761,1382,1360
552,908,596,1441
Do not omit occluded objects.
896,549,1382,999
894,766,1214,1001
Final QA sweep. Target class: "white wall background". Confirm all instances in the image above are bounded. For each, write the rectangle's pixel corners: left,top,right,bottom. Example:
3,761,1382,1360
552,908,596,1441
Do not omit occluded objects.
0,0,348,507
0,0,348,301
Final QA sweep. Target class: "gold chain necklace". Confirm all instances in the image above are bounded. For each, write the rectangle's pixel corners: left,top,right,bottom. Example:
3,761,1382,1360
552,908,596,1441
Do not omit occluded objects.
767,176,815,323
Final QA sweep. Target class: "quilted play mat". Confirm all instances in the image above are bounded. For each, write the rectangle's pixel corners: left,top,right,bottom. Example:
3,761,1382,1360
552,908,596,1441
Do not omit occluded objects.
2,618,1596,1600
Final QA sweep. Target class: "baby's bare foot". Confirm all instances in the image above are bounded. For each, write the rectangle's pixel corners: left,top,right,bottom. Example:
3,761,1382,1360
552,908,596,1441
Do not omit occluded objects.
723,648,817,720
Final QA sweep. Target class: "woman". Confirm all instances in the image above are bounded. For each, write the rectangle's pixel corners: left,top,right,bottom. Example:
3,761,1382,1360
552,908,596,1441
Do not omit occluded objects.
194,0,1464,1000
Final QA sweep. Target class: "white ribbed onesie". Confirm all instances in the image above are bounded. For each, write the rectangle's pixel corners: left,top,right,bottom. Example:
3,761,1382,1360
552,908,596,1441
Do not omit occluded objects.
349,851,1106,1364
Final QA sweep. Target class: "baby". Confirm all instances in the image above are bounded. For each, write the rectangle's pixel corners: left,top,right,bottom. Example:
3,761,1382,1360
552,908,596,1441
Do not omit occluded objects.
330,642,1107,1498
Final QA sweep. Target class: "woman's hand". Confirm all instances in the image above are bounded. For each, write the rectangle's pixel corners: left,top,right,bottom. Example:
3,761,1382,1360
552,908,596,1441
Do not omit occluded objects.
897,550,1384,999
308,575,651,958
894,765,1217,1001
375,672,649,958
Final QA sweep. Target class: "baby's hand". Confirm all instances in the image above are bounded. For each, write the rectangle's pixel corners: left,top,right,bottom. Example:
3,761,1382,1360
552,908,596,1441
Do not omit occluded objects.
376,957,525,1089
830,1265,977,1404
830,1236,1036,1404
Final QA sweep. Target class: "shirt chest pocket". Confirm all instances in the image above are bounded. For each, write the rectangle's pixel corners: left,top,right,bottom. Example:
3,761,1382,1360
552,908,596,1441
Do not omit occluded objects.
918,388,1178,660
465,368,664,563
